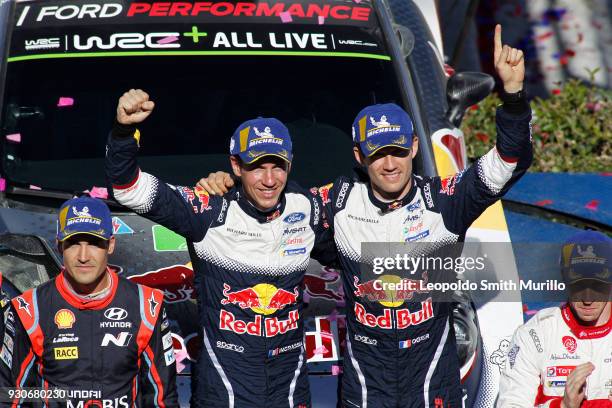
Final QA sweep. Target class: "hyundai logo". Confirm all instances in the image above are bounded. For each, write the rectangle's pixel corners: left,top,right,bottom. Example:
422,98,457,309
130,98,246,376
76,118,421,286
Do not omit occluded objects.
283,212,306,224
104,307,128,321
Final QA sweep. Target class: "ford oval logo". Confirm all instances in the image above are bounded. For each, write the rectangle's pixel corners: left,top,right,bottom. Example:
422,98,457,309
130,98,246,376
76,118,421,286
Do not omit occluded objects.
283,212,306,224
104,307,128,321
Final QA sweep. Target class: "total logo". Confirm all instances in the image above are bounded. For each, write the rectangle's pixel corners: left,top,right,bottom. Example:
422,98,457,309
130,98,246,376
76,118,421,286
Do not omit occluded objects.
354,298,434,329
546,366,575,377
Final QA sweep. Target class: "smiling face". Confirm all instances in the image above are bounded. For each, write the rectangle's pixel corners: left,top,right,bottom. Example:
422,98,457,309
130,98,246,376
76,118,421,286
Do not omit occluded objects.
230,155,290,211
60,234,115,292
354,137,419,201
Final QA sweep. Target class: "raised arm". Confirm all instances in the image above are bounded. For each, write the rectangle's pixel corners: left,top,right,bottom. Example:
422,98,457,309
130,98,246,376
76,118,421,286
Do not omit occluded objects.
105,89,215,242
435,24,532,234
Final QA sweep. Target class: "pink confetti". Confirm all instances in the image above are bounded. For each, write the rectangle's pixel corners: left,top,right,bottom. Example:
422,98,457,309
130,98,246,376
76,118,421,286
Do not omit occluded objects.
600,172,612,176
0,178,5,192
157,36,179,44
279,11,292,23
318,15,325,25
313,346,328,356
525,309,538,316
57,97,74,107
332,365,343,375
174,349,188,373
6,133,21,143
535,199,553,206
327,309,338,322
29,185,42,190
303,291,311,303
585,200,599,211
353,0,361,3
89,186,109,199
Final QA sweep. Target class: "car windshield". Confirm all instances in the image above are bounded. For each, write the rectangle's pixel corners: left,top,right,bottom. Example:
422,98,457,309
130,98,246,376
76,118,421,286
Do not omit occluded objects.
3,1,403,191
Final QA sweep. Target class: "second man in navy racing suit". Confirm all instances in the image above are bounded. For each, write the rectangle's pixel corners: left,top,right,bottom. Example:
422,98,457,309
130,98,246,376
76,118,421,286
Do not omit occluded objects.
105,90,336,408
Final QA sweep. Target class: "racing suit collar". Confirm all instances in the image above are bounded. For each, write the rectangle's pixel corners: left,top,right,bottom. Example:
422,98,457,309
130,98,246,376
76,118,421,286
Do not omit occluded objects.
561,303,612,339
354,167,418,213
56,267,119,310
236,185,286,223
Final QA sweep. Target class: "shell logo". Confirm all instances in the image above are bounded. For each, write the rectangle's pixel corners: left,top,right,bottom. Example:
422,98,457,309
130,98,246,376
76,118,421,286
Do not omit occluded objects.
54,309,76,329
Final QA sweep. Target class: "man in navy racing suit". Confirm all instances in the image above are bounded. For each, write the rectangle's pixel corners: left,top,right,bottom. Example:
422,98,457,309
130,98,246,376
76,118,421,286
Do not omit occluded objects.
197,24,532,407
105,90,336,407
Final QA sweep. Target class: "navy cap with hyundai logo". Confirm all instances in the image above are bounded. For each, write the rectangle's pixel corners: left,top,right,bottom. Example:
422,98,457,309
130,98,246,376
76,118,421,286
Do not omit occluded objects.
560,231,611,285
57,197,113,242
229,118,293,164
352,103,414,157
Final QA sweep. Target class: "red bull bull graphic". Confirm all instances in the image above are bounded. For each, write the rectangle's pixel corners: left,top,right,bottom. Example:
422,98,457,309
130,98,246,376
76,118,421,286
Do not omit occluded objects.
180,186,211,213
353,273,429,306
220,284,262,309
268,287,299,309
303,269,343,303
221,283,299,313
354,298,434,329
127,264,195,303
310,183,333,205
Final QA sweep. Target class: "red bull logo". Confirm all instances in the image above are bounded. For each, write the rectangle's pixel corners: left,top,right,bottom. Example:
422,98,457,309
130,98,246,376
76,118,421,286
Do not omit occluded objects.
128,264,195,303
219,310,299,337
439,174,457,196
194,186,212,211
354,298,434,329
219,283,301,337
311,183,333,205
353,274,429,307
221,283,299,314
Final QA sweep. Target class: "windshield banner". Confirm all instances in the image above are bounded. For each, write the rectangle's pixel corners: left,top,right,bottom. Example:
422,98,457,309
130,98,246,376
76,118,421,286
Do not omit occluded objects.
9,23,389,62
14,0,375,28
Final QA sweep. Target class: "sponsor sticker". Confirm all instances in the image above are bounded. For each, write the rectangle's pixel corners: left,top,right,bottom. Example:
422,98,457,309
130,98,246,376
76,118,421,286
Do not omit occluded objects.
283,212,306,224
112,217,134,234
54,346,79,360
0,345,12,367
162,332,173,350
54,309,76,329
164,349,176,366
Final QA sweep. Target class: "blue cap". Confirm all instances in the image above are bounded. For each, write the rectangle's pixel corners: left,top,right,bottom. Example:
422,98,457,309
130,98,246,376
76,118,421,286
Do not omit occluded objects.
229,118,293,164
560,231,611,285
352,103,414,157
57,197,113,242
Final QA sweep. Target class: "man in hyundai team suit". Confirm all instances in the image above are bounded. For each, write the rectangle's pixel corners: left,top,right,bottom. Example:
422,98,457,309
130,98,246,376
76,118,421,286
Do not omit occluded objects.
196,24,532,407
105,90,336,408
498,231,612,407
0,197,177,408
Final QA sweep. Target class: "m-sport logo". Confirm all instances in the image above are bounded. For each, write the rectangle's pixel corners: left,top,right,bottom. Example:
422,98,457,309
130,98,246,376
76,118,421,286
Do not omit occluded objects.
104,307,128,321
73,32,181,51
